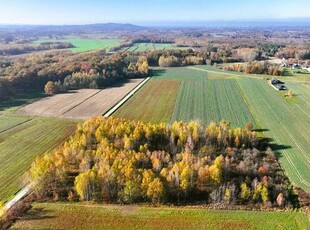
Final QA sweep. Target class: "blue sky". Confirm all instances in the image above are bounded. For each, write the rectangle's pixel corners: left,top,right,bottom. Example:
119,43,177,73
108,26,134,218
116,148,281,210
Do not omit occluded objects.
0,0,309,25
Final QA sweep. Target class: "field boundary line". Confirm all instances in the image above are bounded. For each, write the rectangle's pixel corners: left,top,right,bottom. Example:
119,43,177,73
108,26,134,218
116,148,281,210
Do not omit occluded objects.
103,77,151,117
61,89,103,116
0,118,33,134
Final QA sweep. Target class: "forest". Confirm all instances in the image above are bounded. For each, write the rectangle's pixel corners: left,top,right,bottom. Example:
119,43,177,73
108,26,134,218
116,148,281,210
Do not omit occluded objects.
0,48,212,98
26,117,293,207
0,50,148,99
0,42,73,55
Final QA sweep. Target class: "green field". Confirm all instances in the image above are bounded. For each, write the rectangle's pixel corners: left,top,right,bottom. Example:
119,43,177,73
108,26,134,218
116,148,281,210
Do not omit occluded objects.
122,43,191,52
114,79,180,123
114,66,310,193
0,116,76,202
34,38,123,52
171,79,255,126
12,203,310,230
178,66,310,193
0,115,30,133
237,79,310,193
194,64,310,82
0,94,77,203
114,67,255,127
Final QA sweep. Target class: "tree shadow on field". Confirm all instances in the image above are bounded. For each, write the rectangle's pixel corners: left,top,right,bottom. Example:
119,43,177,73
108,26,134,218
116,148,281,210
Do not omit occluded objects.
57,90,79,94
257,137,291,159
107,79,131,88
20,207,55,220
149,69,167,78
253,128,269,132
0,91,49,112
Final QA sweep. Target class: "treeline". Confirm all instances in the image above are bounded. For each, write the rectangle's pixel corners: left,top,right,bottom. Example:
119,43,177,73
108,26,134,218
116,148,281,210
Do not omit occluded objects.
0,50,148,98
0,42,73,55
45,56,148,94
223,61,284,76
26,117,291,207
143,48,263,67
113,42,262,66
144,49,206,67
276,46,310,60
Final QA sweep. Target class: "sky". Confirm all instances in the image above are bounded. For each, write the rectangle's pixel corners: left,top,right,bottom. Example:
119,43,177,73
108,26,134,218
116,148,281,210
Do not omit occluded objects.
0,0,309,25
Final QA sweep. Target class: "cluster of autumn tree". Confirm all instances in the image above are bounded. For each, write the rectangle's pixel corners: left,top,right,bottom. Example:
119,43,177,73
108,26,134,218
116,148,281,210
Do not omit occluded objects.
0,42,73,55
0,50,148,98
144,47,263,67
223,61,284,76
276,46,310,60
45,56,148,94
143,49,206,67
26,117,291,207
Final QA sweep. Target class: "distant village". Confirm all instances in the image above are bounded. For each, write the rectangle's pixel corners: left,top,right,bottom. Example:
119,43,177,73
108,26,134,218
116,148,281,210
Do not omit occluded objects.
281,58,310,72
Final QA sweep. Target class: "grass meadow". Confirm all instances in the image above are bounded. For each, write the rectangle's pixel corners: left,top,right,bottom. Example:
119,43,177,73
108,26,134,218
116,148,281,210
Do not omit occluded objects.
34,38,123,52
122,43,190,52
0,93,77,203
12,202,310,230
114,67,255,127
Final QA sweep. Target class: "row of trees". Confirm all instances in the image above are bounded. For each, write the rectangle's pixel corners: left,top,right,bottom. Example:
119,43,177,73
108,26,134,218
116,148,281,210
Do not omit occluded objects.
158,55,204,67
144,49,206,67
0,42,73,55
27,117,291,207
223,61,284,76
142,48,263,67
45,56,148,94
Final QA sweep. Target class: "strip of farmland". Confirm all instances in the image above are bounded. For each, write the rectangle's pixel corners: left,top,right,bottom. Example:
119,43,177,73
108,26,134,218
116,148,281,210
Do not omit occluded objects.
0,115,31,133
237,78,310,192
18,79,144,120
171,79,255,126
189,66,310,192
114,68,255,127
121,43,190,53
12,203,310,230
0,117,76,202
113,79,180,123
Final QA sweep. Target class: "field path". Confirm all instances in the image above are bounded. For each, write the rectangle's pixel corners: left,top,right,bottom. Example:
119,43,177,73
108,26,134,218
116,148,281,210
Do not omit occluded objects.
3,185,31,210
104,77,150,117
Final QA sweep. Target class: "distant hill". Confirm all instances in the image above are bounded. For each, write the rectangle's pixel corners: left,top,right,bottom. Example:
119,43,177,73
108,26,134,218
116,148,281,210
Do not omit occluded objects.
0,23,148,35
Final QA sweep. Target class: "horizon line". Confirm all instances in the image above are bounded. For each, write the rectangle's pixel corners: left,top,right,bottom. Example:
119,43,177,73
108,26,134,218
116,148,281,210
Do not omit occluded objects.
0,18,310,27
